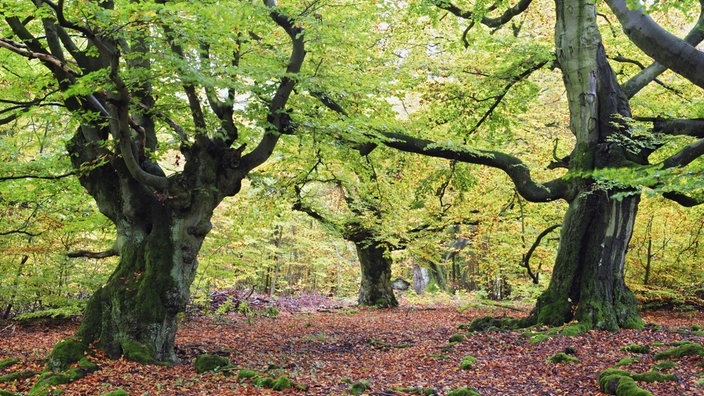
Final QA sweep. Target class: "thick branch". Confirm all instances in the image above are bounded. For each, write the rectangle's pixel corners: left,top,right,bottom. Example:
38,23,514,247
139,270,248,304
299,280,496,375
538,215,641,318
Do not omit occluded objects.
240,1,307,172
646,118,704,138
371,131,571,203
606,0,704,89
622,2,704,98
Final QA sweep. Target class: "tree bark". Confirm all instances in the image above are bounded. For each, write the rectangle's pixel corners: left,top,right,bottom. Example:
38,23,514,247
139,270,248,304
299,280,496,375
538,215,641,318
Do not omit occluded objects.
355,241,398,307
524,0,644,330
530,190,643,330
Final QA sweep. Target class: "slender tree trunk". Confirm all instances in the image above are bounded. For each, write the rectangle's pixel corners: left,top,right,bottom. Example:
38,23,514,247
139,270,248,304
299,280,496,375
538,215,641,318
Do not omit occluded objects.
355,241,398,307
530,190,643,330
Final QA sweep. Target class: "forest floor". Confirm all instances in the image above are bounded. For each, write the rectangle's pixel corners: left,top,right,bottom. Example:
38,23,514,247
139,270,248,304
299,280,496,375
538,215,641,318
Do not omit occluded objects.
0,293,703,395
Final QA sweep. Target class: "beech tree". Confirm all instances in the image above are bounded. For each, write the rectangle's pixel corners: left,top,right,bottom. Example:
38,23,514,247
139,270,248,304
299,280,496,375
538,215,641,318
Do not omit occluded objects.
344,0,704,330
0,0,337,364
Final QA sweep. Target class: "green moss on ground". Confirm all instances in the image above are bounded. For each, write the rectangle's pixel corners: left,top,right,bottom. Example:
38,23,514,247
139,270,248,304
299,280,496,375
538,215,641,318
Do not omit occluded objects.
446,387,481,396
449,333,466,343
460,356,477,370
0,370,38,383
194,354,231,373
349,380,369,395
100,390,130,396
652,361,676,371
598,368,676,396
465,316,519,332
654,342,704,360
0,358,19,370
546,352,580,364
0,390,19,396
237,369,259,379
122,340,156,365
253,376,275,388
272,375,291,391
47,338,86,372
620,344,651,354
615,358,640,367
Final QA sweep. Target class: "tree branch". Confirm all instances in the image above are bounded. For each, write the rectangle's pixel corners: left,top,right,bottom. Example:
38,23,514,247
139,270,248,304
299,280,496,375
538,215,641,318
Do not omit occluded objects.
605,0,704,89
621,2,704,98
520,224,561,284
67,248,118,259
240,0,307,172
434,0,535,28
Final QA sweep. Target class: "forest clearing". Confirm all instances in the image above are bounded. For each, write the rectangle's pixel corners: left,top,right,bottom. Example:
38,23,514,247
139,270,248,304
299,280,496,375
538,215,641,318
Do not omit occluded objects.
1,294,703,395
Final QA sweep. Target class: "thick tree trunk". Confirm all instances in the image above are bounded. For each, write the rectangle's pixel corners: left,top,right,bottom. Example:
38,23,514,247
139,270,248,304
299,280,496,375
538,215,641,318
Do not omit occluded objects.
355,241,398,307
77,206,208,363
530,190,643,330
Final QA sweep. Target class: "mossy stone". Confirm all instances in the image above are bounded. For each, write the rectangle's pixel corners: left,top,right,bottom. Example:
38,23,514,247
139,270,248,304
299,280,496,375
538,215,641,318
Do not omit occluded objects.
460,356,477,370
47,338,86,372
272,375,291,391
194,354,230,373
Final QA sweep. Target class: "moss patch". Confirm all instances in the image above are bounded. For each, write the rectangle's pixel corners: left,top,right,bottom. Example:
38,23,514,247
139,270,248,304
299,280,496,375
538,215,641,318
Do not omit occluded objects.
122,339,156,365
598,368,676,395
620,344,651,354
446,387,481,396
547,352,579,364
0,370,38,383
0,358,20,370
614,357,640,367
349,380,370,395
100,390,130,396
448,333,466,343
654,342,704,360
237,369,259,379
466,316,519,332
47,338,86,372
271,375,291,391
194,354,231,373
460,356,478,370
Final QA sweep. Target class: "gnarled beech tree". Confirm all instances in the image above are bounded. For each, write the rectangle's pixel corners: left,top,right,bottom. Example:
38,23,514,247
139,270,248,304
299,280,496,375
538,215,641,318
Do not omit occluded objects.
340,0,704,330
0,0,310,364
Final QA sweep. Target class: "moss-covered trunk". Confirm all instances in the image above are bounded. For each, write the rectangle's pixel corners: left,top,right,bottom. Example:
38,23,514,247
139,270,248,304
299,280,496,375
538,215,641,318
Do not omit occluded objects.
76,201,209,363
530,190,643,330
356,241,398,307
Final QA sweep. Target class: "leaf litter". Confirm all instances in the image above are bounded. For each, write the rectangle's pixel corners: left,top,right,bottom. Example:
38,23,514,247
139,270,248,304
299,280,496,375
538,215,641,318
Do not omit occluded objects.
0,294,702,395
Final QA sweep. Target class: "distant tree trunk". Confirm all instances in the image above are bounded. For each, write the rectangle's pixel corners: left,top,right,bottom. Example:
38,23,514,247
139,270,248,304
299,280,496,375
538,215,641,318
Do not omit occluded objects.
413,264,428,294
530,190,642,330
355,241,398,307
